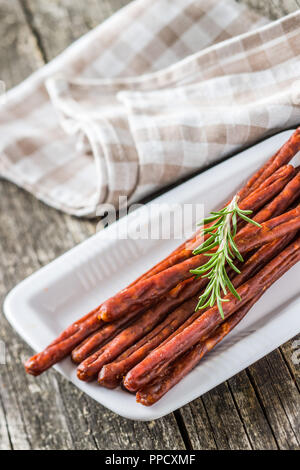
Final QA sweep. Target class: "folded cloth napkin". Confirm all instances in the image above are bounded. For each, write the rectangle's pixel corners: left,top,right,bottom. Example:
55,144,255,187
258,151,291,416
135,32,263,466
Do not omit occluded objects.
0,0,300,217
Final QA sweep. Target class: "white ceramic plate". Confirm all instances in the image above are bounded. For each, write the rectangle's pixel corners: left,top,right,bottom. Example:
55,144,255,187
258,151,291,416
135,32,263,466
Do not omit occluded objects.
4,129,300,421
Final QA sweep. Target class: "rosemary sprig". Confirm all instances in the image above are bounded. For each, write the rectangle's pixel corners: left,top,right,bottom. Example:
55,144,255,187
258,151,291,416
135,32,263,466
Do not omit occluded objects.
190,195,261,319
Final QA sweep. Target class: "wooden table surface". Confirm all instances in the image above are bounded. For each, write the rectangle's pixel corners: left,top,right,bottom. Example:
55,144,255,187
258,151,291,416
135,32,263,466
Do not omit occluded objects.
0,0,299,450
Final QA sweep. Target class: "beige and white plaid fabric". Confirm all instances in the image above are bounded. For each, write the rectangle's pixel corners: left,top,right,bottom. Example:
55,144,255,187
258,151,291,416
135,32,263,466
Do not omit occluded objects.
0,0,300,216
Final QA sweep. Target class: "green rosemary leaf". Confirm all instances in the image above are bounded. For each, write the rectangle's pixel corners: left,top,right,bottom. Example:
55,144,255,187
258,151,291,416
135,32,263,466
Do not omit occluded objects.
210,210,226,216
232,211,237,236
192,235,215,254
228,233,244,262
200,215,222,224
238,209,253,215
239,213,262,227
225,256,241,274
191,194,260,317
219,272,227,296
223,270,241,300
217,297,225,320
202,221,222,233
194,241,219,254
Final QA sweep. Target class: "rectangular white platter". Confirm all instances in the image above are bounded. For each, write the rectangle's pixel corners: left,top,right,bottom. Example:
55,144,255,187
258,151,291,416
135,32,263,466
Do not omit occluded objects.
3,129,300,421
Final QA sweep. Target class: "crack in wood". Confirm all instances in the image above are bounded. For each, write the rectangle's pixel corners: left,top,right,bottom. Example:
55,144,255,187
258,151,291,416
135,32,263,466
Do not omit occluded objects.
174,410,193,450
18,0,48,63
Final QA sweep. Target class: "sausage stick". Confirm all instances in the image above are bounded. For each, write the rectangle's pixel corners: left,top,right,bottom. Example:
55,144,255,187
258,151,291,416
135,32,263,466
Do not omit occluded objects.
236,206,300,251
98,296,200,388
24,307,102,376
123,236,300,391
99,205,300,323
149,165,295,267
71,309,140,364
238,172,300,237
77,277,208,381
249,127,300,193
145,158,294,271
136,295,260,406
98,233,293,388
136,246,296,405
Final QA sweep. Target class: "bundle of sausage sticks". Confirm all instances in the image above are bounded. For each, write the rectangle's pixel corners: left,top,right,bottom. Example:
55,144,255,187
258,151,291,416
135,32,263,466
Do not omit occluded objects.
25,129,300,406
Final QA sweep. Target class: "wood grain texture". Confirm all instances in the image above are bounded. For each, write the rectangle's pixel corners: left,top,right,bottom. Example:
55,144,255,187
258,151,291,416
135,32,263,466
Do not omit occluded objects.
20,0,132,61
0,0,299,450
0,0,43,88
237,0,300,18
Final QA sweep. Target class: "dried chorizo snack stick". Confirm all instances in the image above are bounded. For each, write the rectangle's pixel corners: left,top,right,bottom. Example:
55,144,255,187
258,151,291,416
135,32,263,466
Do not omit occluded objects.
99,252,212,323
25,307,102,376
238,173,300,238
158,232,296,349
238,217,300,252
236,150,280,200
71,309,140,364
124,236,300,391
99,203,300,323
25,235,190,375
77,277,208,381
136,245,296,405
161,165,295,260
249,127,300,192
24,248,171,375
253,164,294,190
98,296,200,388
236,206,300,252
136,295,260,406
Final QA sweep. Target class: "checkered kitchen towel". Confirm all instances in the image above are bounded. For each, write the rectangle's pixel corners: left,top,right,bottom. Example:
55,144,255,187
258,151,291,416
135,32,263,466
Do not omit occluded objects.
1,0,300,216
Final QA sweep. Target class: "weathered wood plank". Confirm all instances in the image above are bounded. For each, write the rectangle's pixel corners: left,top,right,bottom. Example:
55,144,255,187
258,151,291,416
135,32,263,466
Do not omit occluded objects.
178,399,218,450
58,376,185,450
0,183,88,449
184,383,252,450
0,0,43,88
280,337,300,391
227,371,278,449
238,0,300,19
0,396,12,450
248,351,300,449
20,0,132,61
180,335,300,450
181,370,279,450
0,0,44,450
